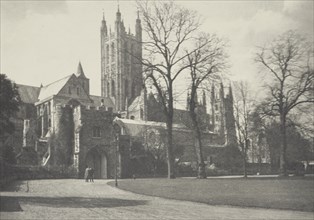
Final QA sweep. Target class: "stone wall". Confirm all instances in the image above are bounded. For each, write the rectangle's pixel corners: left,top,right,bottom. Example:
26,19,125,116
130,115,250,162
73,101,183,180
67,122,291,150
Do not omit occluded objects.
73,105,125,178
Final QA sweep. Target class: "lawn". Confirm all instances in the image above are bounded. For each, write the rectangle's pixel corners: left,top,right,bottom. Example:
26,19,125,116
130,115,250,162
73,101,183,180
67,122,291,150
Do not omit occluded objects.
108,177,314,212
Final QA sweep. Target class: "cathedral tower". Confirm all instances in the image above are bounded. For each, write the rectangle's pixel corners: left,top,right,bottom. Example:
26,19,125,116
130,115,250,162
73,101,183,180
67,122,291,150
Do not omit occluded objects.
101,8,143,111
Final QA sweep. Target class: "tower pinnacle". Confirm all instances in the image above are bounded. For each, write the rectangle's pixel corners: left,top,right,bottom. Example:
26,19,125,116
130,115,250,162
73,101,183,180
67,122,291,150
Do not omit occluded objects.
76,61,86,78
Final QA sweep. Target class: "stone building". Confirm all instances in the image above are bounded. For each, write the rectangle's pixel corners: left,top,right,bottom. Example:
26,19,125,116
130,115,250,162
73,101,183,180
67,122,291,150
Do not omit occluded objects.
11,8,241,178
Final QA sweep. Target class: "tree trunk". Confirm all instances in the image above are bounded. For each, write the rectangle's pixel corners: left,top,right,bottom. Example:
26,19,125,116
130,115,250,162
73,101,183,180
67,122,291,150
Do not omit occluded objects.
279,114,288,176
243,144,247,178
189,90,206,179
166,118,175,179
194,128,206,179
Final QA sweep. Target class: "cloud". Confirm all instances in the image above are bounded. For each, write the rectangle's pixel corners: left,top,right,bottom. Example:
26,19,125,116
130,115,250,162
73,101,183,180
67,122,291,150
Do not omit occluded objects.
1,1,68,22
283,1,314,37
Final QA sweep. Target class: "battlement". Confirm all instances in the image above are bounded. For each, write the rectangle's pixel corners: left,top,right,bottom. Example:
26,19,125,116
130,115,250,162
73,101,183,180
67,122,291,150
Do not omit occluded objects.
54,103,113,113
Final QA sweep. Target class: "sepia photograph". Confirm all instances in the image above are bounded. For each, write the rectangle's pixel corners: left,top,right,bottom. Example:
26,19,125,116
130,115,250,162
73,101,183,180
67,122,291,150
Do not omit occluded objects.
0,0,313,219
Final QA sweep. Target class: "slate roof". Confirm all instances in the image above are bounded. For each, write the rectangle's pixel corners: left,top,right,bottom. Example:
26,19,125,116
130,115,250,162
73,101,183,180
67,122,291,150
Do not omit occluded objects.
113,117,189,137
89,95,115,110
16,84,41,104
38,75,72,101
128,95,142,112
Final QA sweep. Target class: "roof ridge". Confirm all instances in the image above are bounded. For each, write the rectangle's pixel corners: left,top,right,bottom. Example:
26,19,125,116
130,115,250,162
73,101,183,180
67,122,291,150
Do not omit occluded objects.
16,84,40,89
42,74,73,88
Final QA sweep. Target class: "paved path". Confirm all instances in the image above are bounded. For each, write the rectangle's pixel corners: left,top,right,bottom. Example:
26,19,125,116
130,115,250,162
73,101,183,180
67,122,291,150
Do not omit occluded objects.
1,179,313,220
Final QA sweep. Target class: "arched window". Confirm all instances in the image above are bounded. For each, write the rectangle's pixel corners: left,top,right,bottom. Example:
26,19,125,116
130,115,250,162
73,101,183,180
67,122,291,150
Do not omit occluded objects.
111,43,115,61
111,80,115,97
130,44,134,64
140,108,144,119
125,80,129,95
131,83,135,98
124,42,128,63
107,82,110,97
106,45,109,63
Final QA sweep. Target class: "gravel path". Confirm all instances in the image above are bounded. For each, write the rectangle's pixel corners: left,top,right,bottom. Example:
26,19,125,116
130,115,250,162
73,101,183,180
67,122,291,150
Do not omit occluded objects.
1,179,313,220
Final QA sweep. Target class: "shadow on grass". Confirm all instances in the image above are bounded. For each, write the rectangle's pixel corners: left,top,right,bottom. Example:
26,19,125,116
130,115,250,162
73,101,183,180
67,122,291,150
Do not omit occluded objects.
0,195,148,211
1,181,24,192
0,196,23,212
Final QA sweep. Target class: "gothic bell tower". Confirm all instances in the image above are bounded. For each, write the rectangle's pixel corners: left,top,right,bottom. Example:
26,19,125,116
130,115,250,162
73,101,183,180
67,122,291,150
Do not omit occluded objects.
101,7,143,112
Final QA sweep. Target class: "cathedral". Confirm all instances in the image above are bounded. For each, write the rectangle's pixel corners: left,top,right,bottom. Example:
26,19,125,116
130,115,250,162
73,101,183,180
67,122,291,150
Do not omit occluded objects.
9,8,240,178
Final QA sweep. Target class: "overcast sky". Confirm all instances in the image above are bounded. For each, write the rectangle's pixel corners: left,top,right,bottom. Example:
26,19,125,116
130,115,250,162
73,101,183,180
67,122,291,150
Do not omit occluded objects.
1,0,313,106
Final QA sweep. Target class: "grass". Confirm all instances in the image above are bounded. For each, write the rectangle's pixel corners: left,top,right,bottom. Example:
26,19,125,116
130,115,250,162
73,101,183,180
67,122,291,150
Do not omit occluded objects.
108,176,314,212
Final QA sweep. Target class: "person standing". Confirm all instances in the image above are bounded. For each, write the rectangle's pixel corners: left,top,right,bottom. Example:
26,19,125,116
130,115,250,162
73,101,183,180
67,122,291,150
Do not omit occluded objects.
89,167,94,182
84,166,90,182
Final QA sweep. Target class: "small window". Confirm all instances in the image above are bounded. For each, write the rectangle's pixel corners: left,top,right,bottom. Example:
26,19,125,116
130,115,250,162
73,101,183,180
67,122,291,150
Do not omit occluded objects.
77,87,80,95
93,127,101,137
111,80,115,97
215,104,218,111
68,87,72,94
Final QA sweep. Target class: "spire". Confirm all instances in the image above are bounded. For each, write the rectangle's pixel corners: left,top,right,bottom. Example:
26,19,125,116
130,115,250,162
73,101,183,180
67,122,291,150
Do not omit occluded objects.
101,10,107,36
76,61,86,78
116,1,121,20
135,8,142,41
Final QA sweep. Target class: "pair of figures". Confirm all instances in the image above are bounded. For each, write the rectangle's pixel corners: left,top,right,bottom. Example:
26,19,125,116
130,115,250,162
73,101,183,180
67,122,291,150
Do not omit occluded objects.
84,166,94,182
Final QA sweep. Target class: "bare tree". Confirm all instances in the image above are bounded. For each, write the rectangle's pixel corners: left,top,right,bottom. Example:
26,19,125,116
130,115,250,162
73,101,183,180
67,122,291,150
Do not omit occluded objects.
233,81,254,178
137,1,203,178
255,30,314,176
185,33,227,178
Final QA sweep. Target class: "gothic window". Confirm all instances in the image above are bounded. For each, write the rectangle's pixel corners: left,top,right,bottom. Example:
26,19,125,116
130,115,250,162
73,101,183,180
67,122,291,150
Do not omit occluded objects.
107,82,110,97
215,104,218,111
124,42,128,63
48,119,51,128
140,108,144,119
125,80,129,95
106,45,109,63
37,106,40,116
47,102,51,114
111,80,115,97
77,87,80,95
111,43,115,61
131,83,135,98
215,115,219,121
92,127,101,138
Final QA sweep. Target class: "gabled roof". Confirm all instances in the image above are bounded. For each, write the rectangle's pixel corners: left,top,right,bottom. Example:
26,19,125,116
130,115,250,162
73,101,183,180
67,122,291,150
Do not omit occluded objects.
38,75,72,101
128,95,142,112
89,95,115,110
17,84,41,104
113,117,189,137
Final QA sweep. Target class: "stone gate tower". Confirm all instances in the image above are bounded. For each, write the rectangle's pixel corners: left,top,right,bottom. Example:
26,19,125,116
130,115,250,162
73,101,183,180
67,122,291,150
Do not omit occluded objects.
101,7,143,111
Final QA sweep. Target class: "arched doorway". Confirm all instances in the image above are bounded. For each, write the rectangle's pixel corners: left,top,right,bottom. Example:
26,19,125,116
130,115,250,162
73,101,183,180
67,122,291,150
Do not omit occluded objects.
85,147,108,179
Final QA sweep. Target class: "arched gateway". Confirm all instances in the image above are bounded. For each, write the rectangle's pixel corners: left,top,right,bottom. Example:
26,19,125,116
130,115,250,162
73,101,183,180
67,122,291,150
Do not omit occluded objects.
85,146,108,179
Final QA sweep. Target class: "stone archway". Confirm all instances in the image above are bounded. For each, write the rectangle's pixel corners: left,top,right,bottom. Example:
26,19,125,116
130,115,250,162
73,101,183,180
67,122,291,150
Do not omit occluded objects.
85,147,108,179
